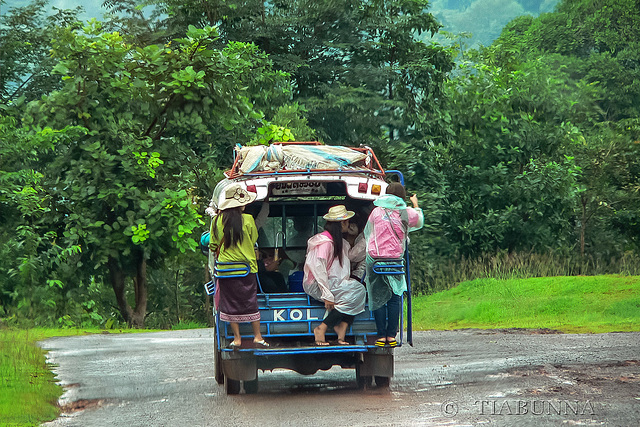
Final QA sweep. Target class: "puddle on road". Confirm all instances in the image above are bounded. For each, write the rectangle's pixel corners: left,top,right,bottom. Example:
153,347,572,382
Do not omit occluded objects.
59,399,105,413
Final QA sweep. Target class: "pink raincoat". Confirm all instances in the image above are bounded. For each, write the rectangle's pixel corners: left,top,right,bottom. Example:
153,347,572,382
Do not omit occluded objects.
303,231,366,316
364,194,424,310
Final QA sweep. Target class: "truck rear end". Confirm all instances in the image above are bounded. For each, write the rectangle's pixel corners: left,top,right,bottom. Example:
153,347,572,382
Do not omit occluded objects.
204,142,412,394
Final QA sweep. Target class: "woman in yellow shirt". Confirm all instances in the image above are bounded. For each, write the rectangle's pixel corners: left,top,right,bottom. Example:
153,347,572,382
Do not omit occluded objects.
209,184,269,349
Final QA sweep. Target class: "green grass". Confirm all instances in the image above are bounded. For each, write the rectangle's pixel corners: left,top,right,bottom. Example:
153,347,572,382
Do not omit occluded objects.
0,327,159,426
171,320,209,330
412,275,640,333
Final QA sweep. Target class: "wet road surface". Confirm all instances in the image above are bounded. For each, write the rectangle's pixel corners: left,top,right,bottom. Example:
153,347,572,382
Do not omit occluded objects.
40,329,640,426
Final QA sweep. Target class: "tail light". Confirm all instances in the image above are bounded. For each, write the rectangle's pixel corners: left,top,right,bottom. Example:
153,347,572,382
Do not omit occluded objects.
246,184,257,193
358,182,368,193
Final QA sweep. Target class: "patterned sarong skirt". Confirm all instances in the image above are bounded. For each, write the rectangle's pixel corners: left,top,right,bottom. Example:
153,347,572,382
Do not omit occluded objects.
217,273,260,323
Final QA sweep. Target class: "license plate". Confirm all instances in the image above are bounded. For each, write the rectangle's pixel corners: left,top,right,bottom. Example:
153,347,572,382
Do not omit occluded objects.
271,182,327,196
262,308,325,322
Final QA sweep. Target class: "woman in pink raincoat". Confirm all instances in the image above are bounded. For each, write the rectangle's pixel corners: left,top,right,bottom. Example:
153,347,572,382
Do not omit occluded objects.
303,205,366,346
364,183,423,348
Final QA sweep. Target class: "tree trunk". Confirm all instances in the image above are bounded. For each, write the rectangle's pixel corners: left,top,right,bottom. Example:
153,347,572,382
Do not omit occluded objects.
131,256,148,328
580,195,587,257
108,255,148,328
108,257,133,325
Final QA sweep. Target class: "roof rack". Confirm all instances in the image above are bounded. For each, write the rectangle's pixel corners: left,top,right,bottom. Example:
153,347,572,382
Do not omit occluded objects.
225,142,386,179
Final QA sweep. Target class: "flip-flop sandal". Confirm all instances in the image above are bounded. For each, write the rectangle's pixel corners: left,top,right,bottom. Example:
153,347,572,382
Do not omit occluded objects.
336,340,350,346
374,339,387,347
253,340,270,348
314,341,330,346
387,339,398,347
228,341,241,350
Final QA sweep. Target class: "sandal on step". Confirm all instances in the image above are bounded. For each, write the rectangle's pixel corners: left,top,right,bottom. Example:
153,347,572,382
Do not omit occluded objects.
253,339,270,348
228,341,241,350
314,340,330,346
387,339,398,347
336,339,350,346
374,339,386,347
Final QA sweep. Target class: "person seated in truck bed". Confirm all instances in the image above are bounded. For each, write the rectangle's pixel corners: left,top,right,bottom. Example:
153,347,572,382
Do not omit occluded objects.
256,248,291,293
303,205,366,346
346,205,372,283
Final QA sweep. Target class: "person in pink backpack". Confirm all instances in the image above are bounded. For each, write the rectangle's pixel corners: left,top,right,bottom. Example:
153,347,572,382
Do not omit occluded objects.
364,183,423,347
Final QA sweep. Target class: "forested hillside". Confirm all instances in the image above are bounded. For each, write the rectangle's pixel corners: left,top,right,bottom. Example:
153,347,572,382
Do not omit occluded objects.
430,0,560,47
1,0,638,328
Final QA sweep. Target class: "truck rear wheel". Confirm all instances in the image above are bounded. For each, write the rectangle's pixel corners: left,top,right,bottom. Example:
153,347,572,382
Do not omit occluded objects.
214,330,224,385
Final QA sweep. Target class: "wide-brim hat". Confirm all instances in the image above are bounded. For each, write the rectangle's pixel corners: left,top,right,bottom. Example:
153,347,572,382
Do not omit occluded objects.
218,183,257,210
323,205,355,222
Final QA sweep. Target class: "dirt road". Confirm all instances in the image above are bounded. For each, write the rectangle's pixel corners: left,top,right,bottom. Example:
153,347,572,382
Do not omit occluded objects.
40,329,640,426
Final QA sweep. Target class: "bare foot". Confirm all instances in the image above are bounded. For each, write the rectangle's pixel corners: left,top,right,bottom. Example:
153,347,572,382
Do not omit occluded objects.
314,325,327,345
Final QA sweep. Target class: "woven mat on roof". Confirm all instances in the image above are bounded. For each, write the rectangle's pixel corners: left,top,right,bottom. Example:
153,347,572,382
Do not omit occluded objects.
235,145,368,173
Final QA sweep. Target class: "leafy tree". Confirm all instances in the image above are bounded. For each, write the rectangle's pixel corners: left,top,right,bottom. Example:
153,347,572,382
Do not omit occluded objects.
23,22,289,327
0,0,82,107
0,116,90,325
484,0,640,259
105,0,454,148
432,59,584,256
489,0,640,121
572,121,640,256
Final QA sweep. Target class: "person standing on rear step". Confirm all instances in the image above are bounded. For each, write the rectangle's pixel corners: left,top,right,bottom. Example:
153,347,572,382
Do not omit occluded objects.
209,183,269,349
303,205,366,346
364,183,423,348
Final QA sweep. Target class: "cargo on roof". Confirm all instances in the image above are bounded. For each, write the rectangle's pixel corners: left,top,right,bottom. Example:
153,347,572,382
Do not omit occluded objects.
225,141,385,179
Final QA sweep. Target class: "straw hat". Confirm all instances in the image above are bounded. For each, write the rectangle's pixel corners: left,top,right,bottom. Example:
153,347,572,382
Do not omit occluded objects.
323,205,355,222
218,183,257,210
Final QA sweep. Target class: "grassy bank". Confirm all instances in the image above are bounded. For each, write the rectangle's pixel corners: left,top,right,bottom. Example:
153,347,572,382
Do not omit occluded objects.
0,329,79,426
410,250,640,295
0,328,159,426
412,275,640,333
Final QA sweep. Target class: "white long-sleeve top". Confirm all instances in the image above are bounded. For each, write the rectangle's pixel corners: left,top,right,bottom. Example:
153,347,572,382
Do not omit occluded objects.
302,231,365,315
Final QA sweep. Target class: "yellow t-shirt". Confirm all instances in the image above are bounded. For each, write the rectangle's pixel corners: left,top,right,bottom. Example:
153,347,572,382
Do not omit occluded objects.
209,213,259,273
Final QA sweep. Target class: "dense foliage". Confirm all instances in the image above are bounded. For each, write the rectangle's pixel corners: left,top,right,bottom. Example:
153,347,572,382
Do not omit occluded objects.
1,0,639,328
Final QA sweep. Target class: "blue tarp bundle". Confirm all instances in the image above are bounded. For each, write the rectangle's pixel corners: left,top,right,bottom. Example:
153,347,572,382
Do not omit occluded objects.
236,144,368,173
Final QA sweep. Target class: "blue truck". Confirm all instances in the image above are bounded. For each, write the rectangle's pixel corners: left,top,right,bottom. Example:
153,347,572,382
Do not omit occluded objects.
204,142,413,394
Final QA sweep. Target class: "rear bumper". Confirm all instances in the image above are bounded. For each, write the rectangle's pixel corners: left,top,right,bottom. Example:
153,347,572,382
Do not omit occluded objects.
221,344,397,356
224,345,367,355
220,345,394,379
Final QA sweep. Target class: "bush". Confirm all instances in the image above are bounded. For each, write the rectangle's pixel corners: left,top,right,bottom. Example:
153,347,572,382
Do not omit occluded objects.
411,250,640,295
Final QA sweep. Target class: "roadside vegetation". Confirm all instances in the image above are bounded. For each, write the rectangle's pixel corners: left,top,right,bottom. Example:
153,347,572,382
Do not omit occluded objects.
413,275,640,333
411,250,640,295
0,328,161,426
3,0,640,330
0,329,62,426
